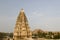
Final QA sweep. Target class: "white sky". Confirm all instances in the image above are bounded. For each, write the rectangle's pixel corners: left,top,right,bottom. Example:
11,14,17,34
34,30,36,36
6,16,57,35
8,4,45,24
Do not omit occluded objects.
0,0,60,32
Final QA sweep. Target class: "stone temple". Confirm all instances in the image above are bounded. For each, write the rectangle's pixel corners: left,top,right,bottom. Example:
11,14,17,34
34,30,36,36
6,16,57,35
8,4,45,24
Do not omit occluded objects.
13,9,32,40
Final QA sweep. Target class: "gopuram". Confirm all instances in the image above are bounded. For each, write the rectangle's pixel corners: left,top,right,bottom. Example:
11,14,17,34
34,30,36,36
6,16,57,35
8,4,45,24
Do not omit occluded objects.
13,9,32,40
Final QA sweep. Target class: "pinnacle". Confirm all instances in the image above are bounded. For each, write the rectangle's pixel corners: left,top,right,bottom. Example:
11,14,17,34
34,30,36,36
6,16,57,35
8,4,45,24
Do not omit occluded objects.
21,8,24,10
20,8,24,12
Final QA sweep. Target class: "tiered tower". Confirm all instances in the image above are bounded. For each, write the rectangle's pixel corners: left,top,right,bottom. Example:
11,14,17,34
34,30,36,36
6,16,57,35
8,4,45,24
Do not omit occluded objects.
13,9,32,40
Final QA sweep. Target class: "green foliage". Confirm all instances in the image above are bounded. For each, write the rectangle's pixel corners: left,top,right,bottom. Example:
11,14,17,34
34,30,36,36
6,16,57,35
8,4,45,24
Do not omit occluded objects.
0,32,13,38
0,32,8,38
32,31,60,39
9,33,13,38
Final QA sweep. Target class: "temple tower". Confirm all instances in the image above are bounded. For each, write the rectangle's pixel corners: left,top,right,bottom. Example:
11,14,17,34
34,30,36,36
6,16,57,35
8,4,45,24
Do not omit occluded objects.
13,9,32,40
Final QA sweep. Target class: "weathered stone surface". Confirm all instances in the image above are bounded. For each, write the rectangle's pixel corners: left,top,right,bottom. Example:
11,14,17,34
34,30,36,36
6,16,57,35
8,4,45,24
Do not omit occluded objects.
13,9,32,40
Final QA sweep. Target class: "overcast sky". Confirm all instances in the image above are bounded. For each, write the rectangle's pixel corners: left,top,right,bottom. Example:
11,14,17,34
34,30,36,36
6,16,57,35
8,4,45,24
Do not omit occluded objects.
0,0,60,32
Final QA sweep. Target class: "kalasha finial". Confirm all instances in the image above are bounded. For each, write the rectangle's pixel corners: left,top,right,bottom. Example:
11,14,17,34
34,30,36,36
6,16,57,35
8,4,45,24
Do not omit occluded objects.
20,8,24,12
